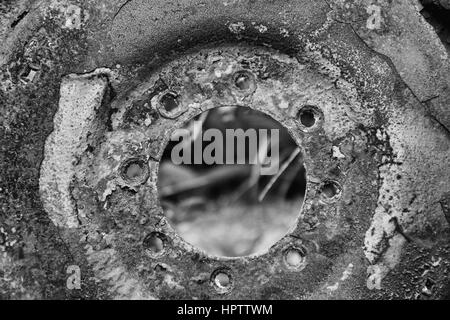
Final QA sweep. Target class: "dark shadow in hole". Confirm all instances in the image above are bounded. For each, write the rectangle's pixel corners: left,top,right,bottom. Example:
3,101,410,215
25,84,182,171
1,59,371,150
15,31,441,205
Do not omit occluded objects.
160,92,179,112
420,0,450,51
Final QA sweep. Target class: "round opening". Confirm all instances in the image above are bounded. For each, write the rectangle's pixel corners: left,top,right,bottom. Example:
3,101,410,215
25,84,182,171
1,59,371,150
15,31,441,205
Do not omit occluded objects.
234,71,254,91
298,105,322,129
300,111,315,127
214,272,231,288
143,232,165,254
160,92,179,112
120,158,149,185
321,181,341,200
157,106,306,257
126,163,144,179
211,268,233,293
284,247,306,268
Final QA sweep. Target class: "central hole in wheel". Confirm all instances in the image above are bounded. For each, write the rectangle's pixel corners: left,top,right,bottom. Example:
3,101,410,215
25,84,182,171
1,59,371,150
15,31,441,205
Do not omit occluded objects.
158,107,306,257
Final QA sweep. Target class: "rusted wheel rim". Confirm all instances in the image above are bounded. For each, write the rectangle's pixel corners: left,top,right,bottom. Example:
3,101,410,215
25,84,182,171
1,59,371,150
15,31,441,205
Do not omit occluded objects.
1,0,449,299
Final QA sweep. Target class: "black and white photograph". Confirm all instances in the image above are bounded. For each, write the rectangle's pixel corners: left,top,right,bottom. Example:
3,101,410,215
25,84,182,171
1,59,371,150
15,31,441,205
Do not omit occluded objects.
0,0,450,308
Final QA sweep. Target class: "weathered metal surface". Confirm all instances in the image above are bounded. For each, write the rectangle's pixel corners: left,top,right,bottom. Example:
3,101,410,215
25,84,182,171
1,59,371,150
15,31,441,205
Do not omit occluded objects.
0,0,449,299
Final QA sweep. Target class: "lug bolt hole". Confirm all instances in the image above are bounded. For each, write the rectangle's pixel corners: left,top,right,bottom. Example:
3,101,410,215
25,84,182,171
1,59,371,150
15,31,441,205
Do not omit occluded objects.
320,181,341,200
143,232,165,255
300,110,315,127
120,158,149,185
160,92,179,112
298,105,322,130
284,247,306,269
234,71,254,91
211,269,233,293
125,163,143,179
215,272,230,288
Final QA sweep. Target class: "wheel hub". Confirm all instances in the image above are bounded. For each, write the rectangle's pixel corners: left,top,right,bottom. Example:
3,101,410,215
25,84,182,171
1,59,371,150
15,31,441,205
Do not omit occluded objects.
1,0,449,299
